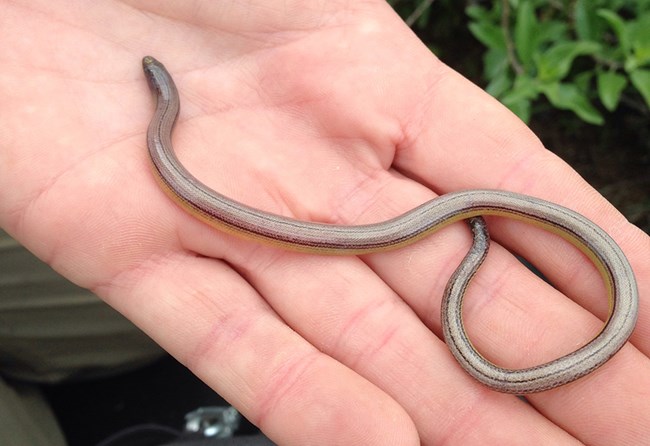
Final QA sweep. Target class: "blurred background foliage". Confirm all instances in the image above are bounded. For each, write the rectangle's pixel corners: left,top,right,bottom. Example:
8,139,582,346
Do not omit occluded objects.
388,0,649,232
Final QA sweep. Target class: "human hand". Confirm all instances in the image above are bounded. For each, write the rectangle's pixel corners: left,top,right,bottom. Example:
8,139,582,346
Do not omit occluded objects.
1,1,648,444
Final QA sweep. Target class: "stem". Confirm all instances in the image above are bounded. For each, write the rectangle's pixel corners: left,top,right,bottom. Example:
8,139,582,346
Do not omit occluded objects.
501,0,524,75
405,0,435,27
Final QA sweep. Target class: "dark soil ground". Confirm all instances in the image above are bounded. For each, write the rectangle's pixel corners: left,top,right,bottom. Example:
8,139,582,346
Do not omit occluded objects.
529,110,649,233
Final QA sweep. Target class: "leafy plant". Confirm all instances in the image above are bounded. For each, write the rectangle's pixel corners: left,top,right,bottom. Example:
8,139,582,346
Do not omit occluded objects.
466,0,650,124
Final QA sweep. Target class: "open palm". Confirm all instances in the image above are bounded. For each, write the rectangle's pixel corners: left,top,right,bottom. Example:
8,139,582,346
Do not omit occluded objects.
1,1,649,444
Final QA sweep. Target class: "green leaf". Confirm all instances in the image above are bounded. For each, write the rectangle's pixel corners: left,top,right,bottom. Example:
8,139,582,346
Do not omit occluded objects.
468,22,506,50
630,69,650,108
535,41,602,82
636,0,650,13
575,0,598,40
514,0,537,68
540,82,604,125
597,71,628,111
500,74,539,103
497,73,537,121
536,20,569,46
630,14,650,68
484,47,510,80
574,71,593,92
466,5,489,20
503,97,532,123
597,9,630,53
486,72,512,98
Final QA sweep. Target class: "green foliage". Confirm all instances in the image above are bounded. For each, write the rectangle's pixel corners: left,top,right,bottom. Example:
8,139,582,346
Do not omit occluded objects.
466,0,650,124
388,0,650,124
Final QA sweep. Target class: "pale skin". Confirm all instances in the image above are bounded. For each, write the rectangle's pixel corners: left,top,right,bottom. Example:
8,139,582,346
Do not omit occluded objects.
1,1,649,444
